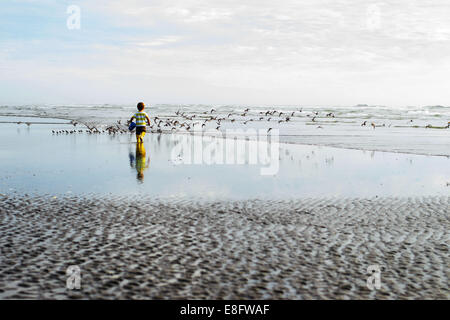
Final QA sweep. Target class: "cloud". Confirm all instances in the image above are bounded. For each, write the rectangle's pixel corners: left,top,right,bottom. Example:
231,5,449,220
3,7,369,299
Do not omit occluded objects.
135,36,181,47
1,0,450,105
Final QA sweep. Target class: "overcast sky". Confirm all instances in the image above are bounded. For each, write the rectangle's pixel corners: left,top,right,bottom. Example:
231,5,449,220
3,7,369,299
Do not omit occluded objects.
1,0,450,106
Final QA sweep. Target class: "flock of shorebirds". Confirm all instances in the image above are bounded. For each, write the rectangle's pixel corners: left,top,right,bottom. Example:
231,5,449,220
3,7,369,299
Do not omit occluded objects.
144,108,338,134
52,121,128,135
47,108,337,135
45,108,450,135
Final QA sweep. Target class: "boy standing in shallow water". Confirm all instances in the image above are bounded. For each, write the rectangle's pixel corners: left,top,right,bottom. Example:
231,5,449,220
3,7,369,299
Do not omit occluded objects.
129,102,151,143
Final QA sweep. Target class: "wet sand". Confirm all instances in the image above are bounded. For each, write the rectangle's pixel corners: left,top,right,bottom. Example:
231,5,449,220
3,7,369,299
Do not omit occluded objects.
0,194,448,299
1,118,449,198
0,116,448,300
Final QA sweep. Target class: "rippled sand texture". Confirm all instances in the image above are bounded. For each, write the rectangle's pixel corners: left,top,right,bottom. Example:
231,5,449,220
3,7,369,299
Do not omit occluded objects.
0,195,448,299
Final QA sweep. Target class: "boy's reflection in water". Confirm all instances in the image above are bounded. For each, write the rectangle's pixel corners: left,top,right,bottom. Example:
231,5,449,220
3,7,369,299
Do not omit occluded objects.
129,141,150,182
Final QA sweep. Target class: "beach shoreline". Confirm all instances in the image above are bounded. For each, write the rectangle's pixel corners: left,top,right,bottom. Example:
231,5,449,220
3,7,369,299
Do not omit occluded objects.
1,104,449,157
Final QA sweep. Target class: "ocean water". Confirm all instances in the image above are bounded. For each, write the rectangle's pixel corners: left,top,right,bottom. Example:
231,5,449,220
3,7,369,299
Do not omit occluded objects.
0,117,449,199
1,104,449,156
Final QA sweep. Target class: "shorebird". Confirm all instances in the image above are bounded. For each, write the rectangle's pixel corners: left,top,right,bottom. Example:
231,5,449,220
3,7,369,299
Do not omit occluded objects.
244,108,250,112
267,128,272,133
361,121,367,126
216,126,220,130
210,108,216,113
371,123,376,129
